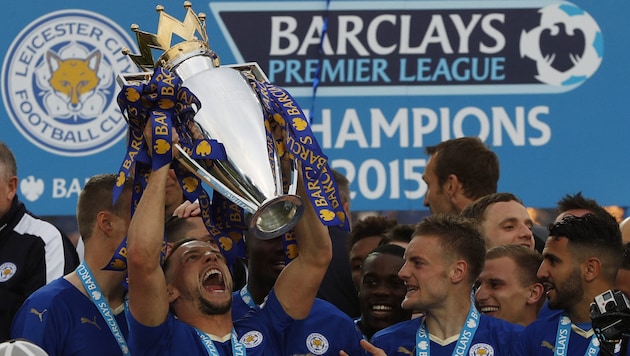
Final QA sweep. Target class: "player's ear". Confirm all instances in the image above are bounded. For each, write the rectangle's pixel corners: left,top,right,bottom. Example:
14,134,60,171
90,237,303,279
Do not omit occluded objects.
527,282,545,305
445,174,460,197
6,176,17,200
583,257,601,282
96,211,114,235
166,286,180,303
450,260,467,284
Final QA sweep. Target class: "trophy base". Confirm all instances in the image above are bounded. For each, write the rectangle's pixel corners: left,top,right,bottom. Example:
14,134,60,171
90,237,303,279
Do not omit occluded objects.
248,195,304,240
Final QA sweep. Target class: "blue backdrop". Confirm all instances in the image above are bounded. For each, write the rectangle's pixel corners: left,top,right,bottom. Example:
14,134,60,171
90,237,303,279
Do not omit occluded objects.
0,0,627,217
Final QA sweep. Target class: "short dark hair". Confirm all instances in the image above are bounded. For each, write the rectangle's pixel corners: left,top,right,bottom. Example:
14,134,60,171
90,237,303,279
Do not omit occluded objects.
379,224,414,246
165,216,195,243
425,137,499,200
486,244,542,287
413,214,486,282
460,192,524,224
367,243,406,260
548,213,623,281
348,215,397,251
556,192,609,217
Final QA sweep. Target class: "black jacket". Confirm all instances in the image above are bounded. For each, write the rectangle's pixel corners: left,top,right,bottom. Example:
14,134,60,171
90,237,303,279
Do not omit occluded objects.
0,197,79,341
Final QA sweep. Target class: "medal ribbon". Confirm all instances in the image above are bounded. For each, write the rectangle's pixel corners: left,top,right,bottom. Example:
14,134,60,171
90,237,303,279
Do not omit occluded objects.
194,327,245,356
76,261,130,355
415,301,480,356
239,285,258,309
554,313,599,356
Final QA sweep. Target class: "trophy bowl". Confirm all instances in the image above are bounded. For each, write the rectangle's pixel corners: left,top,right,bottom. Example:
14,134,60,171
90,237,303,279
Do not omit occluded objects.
170,55,305,240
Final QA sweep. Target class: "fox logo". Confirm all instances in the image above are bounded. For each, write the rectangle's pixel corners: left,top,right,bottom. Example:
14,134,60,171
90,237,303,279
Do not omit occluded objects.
2,10,135,156
46,50,101,117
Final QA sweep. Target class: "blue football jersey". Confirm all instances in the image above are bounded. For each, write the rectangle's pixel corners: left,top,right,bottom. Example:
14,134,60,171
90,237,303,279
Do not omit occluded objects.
127,289,291,355
511,311,629,355
233,289,364,355
11,278,129,356
371,314,523,356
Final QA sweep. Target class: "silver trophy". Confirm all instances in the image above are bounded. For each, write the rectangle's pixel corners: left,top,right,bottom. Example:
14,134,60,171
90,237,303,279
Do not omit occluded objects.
118,3,304,239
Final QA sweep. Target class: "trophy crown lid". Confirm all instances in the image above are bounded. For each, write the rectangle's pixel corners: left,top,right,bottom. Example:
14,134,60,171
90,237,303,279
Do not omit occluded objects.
124,2,215,71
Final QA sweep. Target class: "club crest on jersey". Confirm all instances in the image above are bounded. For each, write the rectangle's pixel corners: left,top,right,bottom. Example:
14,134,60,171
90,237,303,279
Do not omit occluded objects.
469,343,494,356
1,10,136,156
306,332,329,355
0,262,17,282
239,330,263,348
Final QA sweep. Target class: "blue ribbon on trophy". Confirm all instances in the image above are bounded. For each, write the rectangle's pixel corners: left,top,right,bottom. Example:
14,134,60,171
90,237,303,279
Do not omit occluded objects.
252,79,350,232
108,2,350,275
107,66,229,272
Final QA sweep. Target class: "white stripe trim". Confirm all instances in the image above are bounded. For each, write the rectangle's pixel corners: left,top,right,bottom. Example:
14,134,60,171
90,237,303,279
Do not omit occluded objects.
13,214,66,284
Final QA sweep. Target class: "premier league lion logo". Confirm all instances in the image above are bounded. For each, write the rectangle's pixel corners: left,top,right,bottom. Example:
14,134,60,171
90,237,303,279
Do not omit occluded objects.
520,3,603,87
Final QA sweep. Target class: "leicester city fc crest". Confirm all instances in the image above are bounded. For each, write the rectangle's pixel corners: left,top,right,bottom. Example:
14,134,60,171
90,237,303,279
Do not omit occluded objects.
306,332,329,355
469,343,494,356
1,10,136,156
239,330,263,348
0,262,17,282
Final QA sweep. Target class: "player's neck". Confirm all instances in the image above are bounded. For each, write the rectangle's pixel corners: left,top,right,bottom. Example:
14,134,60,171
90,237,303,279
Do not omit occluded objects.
425,296,472,340
565,303,591,324
246,275,274,305
518,308,538,327
67,263,126,308
189,312,234,337
565,278,615,323
567,286,611,324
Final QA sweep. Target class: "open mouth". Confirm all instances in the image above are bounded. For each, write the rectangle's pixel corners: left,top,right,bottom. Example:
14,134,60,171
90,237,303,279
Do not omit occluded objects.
370,304,394,317
202,269,226,292
479,306,499,314
272,260,286,268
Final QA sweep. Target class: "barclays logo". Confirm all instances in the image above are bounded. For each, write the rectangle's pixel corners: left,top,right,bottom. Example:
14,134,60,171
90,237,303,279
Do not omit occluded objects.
210,0,603,96
1,10,137,156
19,175,90,202
520,3,602,87
19,176,44,202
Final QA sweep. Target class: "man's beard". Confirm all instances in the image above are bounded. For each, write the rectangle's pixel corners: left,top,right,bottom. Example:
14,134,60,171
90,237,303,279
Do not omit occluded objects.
548,267,583,310
198,293,232,315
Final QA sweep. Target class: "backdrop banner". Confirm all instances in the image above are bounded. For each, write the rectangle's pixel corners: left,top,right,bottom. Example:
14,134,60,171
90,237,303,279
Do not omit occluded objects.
1,0,627,217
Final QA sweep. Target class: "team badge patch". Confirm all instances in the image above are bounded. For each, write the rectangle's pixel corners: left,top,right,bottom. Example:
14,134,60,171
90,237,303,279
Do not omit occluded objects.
1,10,136,156
0,262,17,282
239,330,263,348
306,332,329,355
469,343,494,356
